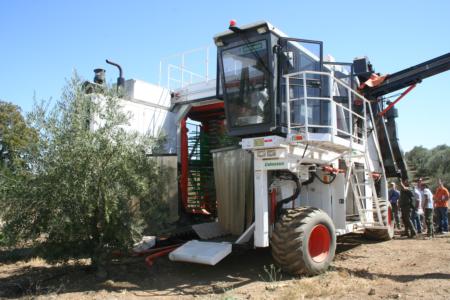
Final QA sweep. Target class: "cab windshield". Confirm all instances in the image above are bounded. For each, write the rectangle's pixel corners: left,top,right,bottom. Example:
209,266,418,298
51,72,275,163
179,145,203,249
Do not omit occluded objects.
221,40,271,127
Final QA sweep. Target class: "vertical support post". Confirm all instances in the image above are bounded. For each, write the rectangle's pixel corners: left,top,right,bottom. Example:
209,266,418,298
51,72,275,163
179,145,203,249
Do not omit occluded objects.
329,72,337,139
285,75,291,134
347,86,353,150
363,96,367,149
254,166,269,247
302,72,309,140
180,118,189,211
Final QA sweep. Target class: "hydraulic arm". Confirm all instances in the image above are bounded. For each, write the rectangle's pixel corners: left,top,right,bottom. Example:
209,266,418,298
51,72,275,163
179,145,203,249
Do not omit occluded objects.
365,52,450,98
358,52,450,180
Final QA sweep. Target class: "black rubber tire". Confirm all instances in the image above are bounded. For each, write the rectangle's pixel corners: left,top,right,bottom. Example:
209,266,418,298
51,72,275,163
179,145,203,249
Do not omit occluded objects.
364,200,394,241
271,207,336,275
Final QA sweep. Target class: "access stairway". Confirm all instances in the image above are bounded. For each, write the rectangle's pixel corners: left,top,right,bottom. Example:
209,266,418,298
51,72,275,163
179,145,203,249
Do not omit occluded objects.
284,70,388,229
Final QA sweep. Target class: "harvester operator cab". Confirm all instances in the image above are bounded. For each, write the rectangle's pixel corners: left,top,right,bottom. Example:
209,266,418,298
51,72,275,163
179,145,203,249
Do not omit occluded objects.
215,21,325,137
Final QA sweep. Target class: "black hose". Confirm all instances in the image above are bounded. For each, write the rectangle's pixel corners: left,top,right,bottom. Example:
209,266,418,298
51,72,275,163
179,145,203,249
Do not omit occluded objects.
313,172,337,184
276,172,301,216
273,168,335,219
302,172,315,186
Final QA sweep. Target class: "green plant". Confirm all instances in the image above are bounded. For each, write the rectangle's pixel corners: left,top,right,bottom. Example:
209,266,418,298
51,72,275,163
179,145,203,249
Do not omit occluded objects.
0,230,5,246
259,264,283,283
406,145,450,190
0,100,38,171
0,73,170,271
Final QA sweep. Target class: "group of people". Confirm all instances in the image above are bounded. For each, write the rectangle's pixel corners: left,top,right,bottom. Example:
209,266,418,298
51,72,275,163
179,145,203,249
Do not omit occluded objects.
388,178,449,238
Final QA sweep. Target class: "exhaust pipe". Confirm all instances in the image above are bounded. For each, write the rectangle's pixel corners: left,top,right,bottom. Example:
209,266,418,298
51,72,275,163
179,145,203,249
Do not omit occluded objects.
93,68,106,84
106,59,125,91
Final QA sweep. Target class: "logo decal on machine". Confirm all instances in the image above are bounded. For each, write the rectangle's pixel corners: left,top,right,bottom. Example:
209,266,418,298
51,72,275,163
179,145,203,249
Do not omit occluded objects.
264,161,285,168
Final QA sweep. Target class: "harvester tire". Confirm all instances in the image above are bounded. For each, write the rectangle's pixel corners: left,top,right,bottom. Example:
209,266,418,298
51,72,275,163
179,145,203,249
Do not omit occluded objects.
364,200,394,241
271,207,336,275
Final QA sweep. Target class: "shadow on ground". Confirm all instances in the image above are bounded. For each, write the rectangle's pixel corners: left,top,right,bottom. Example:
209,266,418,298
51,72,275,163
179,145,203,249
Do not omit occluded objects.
335,266,450,283
0,232,375,298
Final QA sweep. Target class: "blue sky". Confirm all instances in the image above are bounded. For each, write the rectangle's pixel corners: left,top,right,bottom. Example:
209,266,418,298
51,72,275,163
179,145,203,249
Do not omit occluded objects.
1,0,449,151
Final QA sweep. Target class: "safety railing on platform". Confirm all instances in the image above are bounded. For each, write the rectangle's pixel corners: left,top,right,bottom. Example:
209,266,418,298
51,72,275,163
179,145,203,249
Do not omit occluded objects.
159,46,212,90
284,70,368,151
284,70,388,228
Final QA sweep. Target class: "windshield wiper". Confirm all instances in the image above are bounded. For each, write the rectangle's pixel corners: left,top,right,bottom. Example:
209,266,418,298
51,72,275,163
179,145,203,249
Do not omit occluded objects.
237,32,273,79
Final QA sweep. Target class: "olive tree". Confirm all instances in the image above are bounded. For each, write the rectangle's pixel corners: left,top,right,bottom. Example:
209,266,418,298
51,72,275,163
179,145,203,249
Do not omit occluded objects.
0,100,38,171
0,74,170,271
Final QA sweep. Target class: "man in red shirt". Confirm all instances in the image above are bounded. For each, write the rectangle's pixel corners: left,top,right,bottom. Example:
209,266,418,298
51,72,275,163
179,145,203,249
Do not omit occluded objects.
434,179,449,234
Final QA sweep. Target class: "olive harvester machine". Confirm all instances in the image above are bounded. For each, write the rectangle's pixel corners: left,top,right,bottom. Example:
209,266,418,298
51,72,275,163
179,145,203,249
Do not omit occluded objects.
134,21,450,275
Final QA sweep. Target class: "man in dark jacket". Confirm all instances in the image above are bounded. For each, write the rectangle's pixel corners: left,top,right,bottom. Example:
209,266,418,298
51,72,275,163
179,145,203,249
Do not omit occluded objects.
399,180,417,238
388,182,401,228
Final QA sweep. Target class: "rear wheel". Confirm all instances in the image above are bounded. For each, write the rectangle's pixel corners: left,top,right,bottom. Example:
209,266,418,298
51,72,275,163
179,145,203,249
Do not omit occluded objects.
364,200,394,240
271,207,336,275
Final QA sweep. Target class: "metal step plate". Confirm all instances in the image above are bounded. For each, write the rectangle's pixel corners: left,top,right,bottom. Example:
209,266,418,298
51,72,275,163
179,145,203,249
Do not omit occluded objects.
169,240,232,265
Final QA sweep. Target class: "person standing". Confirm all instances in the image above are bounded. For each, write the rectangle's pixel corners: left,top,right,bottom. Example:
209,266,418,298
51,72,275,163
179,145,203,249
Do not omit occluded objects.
388,182,401,228
411,182,423,234
399,180,417,238
422,183,434,237
434,180,449,234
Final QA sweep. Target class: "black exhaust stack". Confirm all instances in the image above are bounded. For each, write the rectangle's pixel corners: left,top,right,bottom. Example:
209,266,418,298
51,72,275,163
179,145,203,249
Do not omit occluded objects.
93,68,106,84
106,59,125,91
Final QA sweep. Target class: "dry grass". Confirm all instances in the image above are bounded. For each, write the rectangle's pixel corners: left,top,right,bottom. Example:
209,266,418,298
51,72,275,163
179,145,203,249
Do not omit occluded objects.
279,271,370,299
1,233,450,299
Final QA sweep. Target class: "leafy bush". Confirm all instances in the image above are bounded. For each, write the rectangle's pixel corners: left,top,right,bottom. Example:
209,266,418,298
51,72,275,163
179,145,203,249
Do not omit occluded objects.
0,100,38,171
0,74,170,268
406,145,450,190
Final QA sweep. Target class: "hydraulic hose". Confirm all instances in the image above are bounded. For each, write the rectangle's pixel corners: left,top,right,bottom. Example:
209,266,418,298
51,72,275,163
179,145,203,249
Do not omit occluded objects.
313,172,337,184
276,172,301,216
273,168,335,219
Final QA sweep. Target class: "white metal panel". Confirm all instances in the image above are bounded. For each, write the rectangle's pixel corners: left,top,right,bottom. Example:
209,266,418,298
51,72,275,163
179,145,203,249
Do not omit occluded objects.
168,240,232,265
125,79,171,108
253,167,269,247
300,173,332,217
172,79,216,103
120,79,176,153
330,173,346,230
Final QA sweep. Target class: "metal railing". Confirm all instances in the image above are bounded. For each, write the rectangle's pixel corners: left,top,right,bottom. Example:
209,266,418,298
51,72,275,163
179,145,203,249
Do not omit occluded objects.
284,70,369,151
284,70,389,228
159,46,212,89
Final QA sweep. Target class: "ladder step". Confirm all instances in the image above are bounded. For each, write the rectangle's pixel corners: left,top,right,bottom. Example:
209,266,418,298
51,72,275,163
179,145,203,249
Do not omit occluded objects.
359,209,376,212
353,170,368,174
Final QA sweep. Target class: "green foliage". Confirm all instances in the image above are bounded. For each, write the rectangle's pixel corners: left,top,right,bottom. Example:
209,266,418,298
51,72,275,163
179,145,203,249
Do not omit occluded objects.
0,74,170,266
406,145,450,190
406,146,429,175
259,264,283,282
0,100,38,171
0,231,4,246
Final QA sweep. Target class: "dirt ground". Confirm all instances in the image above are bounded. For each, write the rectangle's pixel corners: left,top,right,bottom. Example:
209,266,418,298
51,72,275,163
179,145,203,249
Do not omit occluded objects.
1,231,450,299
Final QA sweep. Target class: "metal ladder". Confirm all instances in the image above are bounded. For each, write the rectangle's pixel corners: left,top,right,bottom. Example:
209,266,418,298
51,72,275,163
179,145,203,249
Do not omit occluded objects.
349,156,383,227
348,103,386,228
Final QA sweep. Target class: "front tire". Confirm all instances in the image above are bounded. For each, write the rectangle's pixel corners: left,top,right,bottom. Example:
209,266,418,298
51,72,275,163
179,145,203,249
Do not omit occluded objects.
271,207,336,275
